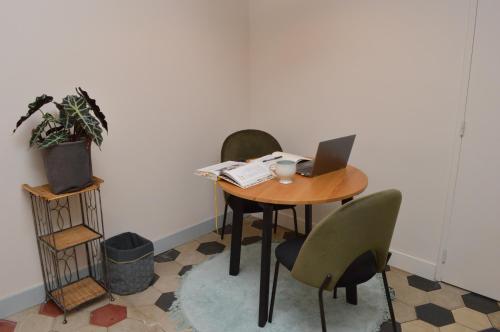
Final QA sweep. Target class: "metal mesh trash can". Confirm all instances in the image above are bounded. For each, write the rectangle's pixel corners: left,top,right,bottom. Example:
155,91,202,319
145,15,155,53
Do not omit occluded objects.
104,232,154,295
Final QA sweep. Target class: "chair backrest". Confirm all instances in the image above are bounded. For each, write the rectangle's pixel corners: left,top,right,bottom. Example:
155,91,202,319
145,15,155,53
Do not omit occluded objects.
291,189,402,290
221,129,282,162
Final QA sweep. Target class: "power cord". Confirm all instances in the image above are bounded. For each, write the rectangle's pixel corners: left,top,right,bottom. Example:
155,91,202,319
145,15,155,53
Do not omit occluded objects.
214,181,219,235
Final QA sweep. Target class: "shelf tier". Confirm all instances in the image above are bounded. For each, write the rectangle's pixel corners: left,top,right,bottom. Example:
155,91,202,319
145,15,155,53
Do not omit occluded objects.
40,225,102,251
51,277,106,311
23,176,104,201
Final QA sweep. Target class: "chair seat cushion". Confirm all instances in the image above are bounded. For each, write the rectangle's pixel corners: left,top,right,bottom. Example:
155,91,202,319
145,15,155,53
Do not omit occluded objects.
275,236,306,271
335,250,377,287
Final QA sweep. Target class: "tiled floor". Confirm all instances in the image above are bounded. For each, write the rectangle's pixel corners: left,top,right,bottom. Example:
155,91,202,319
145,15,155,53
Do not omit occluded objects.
1,216,499,332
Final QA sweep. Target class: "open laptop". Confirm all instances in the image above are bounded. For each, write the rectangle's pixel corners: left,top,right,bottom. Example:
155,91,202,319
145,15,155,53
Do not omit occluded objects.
296,135,356,177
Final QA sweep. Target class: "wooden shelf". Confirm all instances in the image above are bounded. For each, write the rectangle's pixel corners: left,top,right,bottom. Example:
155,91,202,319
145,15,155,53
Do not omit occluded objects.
41,225,101,251
23,177,104,201
51,277,106,311
24,176,110,321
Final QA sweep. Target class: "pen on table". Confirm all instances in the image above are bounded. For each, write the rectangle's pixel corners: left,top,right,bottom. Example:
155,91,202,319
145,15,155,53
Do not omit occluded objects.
262,156,283,163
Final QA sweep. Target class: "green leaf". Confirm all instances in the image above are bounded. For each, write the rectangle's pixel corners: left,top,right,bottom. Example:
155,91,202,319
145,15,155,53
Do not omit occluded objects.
42,112,59,124
90,119,103,146
55,102,75,129
28,113,60,147
59,95,103,146
13,94,53,133
29,119,49,147
38,130,69,149
76,87,108,132
45,125,65,136
82,116,103,146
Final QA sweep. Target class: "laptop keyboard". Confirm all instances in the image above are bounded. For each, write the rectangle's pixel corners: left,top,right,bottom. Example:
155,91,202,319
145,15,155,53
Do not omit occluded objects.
296,161,313,176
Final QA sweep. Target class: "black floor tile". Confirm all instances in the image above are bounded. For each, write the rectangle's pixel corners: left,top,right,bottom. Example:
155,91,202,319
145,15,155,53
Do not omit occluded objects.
415,303,455,327
154,249,180,263
197,241,225,255
407,275,441,292
178,265,192,276
242,236,262,245
251,219,263,230
155,292,177,312
462,293,500,314
379,320,401,332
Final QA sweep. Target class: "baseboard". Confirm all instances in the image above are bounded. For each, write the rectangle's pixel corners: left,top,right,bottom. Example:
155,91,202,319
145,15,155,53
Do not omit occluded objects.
0,284,46,320
153,212,229,255
0,214,223,319
388,249,437,280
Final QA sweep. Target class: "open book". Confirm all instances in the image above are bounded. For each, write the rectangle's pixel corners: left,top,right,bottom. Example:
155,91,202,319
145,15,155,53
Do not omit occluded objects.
195,161,273,189
195,151,311,189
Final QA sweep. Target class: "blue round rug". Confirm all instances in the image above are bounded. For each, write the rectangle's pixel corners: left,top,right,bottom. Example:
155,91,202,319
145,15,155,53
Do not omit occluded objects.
171,242,389,332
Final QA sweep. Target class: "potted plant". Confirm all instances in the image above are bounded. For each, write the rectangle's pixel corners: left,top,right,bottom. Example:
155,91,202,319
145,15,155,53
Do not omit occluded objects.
13,87,108,194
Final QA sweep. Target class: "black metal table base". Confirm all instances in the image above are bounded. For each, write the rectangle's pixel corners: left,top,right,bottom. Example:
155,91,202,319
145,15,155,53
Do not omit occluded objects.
229,196,275,327
229,196,315,327
229,196,243,276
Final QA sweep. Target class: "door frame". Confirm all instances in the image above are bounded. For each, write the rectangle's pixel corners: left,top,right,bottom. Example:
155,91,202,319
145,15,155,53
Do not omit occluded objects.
435,0,479,281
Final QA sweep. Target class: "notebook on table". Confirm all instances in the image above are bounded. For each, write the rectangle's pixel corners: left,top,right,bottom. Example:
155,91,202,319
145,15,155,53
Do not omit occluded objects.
195,152,310,189
195,160,273,189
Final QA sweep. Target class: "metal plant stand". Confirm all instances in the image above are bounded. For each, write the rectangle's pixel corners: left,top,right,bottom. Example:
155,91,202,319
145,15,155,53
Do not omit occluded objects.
23,177,113,324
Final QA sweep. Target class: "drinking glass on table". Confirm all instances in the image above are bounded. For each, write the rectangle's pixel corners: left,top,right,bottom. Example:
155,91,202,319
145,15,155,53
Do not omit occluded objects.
273,160,296,184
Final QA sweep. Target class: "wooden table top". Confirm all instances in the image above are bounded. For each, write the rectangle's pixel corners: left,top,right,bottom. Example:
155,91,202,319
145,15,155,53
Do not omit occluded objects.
218,165,368,205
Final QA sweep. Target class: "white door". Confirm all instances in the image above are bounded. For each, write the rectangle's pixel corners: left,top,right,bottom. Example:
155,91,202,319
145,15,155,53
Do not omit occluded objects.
441,0,500,300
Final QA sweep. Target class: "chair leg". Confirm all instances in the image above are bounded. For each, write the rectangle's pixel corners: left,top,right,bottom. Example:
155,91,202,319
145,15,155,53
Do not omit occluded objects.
273,209,278,234
221,202,228,240
332,287,337,299
268,261,280,323
319,274,332,332
346,285,358,305
382,270,398,332
291,207,299,236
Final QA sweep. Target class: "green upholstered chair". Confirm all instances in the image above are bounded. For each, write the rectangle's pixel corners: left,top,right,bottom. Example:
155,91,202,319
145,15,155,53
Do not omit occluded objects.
219,129,299,239
268,189,402,332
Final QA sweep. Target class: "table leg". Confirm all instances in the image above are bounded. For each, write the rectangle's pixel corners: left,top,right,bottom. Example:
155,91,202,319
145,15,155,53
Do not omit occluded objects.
305,204,312,235
229,196,243,276
258,203,273,327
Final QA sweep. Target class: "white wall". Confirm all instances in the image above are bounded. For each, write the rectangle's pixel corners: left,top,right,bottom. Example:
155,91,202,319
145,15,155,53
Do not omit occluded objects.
248,0,474,277
0,0,249,301
0,0,482,307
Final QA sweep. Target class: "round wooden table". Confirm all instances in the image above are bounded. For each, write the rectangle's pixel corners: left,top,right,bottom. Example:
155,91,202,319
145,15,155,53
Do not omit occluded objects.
218,165,368,327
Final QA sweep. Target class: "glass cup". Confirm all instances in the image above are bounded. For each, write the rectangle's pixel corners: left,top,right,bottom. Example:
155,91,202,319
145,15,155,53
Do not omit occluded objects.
274,160,296,184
